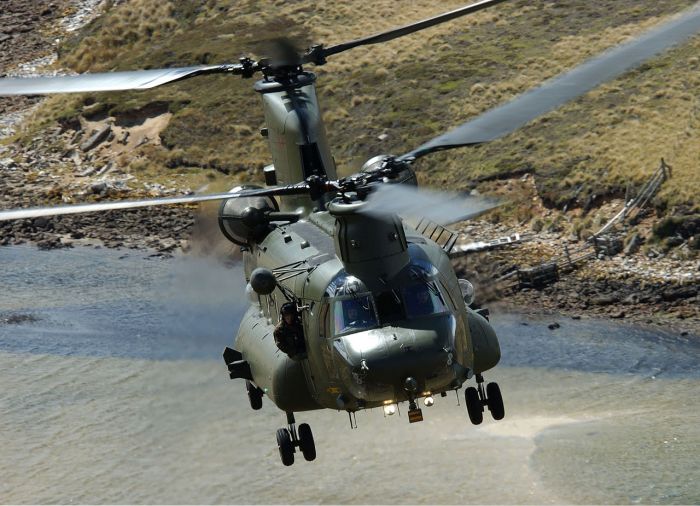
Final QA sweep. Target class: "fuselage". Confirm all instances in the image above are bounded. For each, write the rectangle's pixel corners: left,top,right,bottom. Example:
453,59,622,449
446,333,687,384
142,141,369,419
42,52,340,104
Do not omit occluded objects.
234,209,500,413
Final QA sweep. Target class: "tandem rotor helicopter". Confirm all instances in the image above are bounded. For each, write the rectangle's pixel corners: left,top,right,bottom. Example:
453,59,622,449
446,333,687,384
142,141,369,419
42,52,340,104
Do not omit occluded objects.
2,0,700,466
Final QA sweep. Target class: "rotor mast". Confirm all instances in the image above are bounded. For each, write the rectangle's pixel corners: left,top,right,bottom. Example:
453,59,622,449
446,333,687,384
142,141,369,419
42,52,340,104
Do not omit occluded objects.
251,63,337,211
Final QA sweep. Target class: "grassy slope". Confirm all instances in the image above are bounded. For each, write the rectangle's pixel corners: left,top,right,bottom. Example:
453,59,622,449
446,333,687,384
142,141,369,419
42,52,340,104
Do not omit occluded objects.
11,0,700,212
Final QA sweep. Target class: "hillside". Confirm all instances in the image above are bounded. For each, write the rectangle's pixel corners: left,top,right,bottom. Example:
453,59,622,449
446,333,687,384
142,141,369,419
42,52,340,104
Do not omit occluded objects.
6,0,700,210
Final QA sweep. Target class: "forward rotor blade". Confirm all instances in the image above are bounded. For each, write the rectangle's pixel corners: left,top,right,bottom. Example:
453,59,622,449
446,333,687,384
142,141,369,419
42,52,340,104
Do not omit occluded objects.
0,184,308,221
400,3,700,160
360,183,499,225
306,0,508,63
0,64,241,96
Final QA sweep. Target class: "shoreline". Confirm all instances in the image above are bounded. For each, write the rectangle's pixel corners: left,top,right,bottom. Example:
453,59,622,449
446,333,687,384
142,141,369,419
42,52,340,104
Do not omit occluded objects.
490,300,699,339
1,241,697,339
1,235,697,336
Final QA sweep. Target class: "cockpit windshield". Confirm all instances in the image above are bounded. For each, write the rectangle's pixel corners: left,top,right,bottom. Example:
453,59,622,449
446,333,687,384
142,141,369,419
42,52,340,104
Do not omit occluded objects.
325,265,449,336
332,294,378,335
401,281,448,318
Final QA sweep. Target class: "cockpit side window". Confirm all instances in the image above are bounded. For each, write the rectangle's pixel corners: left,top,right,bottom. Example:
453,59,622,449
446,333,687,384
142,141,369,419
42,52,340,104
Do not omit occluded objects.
332,295,378,336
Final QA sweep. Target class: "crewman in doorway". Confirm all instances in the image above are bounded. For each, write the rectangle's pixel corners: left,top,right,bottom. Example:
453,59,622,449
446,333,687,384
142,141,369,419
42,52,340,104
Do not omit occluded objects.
274,302,306,358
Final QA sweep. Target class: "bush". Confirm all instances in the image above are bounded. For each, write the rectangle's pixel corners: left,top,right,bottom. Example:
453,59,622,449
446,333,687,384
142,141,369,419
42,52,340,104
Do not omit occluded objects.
653,214,700,239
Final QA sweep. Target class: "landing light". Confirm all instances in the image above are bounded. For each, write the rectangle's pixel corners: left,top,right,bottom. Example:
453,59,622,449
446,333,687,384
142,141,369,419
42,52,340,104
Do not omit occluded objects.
424,396,435,407
383,404,397,416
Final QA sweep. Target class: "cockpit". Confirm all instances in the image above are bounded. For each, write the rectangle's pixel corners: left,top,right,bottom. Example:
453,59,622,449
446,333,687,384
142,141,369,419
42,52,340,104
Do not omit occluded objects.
324,257,450,337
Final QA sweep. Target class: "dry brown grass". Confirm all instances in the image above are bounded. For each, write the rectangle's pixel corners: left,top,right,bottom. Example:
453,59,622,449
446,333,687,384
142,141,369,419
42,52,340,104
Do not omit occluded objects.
11,0,700,212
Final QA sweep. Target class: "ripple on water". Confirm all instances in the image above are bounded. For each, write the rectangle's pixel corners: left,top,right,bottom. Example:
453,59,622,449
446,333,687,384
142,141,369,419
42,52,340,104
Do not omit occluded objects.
0,245,699,503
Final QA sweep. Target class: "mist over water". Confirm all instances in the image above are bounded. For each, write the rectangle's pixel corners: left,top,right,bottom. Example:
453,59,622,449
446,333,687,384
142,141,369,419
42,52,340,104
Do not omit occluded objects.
0,245,247,360
0,245,698,504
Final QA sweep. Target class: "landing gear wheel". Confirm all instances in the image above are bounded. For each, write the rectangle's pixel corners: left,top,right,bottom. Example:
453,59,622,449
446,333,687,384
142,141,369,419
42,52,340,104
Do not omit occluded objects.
486,382,505,420
246,380,263,410
465,386,483,425
298,423,316,461
276,428,294,466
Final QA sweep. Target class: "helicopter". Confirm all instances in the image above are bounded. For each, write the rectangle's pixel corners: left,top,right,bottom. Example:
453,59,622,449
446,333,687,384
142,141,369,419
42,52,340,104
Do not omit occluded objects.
2,0,700,467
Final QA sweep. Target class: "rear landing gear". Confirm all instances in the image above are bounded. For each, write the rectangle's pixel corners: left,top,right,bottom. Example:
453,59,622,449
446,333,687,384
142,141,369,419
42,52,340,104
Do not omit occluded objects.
246,380,263,410
276,412,316,466
465,374,505,425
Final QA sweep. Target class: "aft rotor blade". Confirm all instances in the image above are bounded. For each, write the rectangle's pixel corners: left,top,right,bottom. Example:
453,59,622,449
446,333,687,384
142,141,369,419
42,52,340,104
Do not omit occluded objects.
400,3,700,160
0,64,241,96
360,183,499,225
307,0,509,63
0,185,308,221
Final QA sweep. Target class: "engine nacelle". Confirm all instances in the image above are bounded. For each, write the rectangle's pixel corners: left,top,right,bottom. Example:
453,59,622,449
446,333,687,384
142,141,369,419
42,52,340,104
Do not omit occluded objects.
218,185,279,246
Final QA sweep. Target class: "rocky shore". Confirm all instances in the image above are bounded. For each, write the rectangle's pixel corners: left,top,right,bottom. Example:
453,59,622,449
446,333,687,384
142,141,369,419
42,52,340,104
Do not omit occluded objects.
0,139,194,254
453,219,699,336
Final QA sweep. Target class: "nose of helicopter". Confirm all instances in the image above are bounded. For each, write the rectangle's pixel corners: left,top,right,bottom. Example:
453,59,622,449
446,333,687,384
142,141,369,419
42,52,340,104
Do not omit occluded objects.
332,326,456,404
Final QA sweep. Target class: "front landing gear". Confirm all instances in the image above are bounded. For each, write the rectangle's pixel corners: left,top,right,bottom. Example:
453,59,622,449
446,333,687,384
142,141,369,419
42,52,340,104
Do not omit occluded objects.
465,374,505,425
276,412,316,466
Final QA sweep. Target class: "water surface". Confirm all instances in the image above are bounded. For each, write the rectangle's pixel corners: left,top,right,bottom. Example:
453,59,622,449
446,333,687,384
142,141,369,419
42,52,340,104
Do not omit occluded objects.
0,245,698,504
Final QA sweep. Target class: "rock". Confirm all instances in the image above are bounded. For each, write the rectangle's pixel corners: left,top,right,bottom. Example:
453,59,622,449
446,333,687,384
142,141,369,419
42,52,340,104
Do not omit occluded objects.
591,294,619,305
157,238,178,252
82,102,106,117
69,150,82,167
548,322,560,330
623,233,643,256
663,236,685,249
77,166,97,177
90,181,107,194
36,238,60,250
571,315,581,320
80,124,112,152
0,157,17,169
95,161,114,177
661,286,698,302
610,310,625,319
0,313,39,325
377,133,389,141
622,293,639,305
32,217,51,229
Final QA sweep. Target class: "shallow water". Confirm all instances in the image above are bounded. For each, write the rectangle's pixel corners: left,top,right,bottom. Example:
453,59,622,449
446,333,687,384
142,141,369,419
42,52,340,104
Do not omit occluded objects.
0,245,698,504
